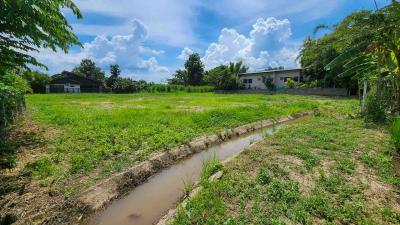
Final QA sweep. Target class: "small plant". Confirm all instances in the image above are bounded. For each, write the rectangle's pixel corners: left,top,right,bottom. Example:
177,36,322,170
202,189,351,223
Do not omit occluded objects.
182,179,194,198
25,156,54,178
200,157,222,183
257,168,272,185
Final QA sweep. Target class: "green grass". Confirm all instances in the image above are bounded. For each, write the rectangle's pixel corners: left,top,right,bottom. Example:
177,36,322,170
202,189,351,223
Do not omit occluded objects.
23,93,322,188
172,99,400,224
392,117,400,152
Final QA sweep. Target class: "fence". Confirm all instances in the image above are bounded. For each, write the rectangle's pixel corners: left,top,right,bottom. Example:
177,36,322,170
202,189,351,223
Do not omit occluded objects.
214,88,348,97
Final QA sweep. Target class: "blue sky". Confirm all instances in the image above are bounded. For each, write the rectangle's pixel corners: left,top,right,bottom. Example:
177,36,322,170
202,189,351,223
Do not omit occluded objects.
33,0,390,82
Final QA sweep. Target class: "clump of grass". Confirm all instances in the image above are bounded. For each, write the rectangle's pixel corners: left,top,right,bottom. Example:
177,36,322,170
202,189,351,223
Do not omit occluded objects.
182,179,194,198
334,158,356,174
256,168,272,185
265,179,300,204
200,157,222,183
25,156,54,178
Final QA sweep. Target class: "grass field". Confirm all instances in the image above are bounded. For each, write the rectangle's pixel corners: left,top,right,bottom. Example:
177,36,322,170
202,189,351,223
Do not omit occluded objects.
172,100,400,224
8,93,325,192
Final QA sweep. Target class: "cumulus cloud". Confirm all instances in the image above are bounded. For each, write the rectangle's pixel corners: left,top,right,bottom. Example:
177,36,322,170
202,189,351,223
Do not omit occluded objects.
32,19,169,81
200,17,299,71
177,47,194,60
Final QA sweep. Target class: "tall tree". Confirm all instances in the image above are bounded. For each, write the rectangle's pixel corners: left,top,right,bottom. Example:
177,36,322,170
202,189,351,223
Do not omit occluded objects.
22,71,51,93
107,64,121,87
110,64,121,78
205,61,248,90
0,0,82,73
73,59,105,81
185,53,204,85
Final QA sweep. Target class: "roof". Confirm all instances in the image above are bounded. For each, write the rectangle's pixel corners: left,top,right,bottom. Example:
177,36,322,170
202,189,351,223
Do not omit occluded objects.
239,68,302,76
50,71,103,86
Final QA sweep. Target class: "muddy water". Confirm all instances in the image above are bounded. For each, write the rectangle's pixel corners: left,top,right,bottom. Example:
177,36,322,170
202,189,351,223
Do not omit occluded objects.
86,123,287,225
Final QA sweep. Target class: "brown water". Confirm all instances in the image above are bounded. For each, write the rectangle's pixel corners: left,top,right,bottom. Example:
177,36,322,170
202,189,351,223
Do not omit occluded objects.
86,124,287,225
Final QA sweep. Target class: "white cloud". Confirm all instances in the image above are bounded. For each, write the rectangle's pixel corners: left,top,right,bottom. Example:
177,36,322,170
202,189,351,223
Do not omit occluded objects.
138,57,169,73
177,47,194,60
200,17,299,71
31,19,169,81
73,0,200,47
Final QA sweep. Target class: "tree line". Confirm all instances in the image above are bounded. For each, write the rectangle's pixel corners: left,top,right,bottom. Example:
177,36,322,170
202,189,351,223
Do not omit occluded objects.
168,53,249,90
299,0,400,122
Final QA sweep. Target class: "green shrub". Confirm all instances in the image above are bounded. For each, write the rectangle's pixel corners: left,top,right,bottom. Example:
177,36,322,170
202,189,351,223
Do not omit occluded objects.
310,80,318,88
392,118,400,152
285,78,296,89
365,92,389,123
0,72,30,138
298,83,308,89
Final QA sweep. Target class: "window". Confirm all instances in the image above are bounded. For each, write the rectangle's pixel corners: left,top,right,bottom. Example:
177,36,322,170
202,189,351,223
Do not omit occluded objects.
243,79,253,84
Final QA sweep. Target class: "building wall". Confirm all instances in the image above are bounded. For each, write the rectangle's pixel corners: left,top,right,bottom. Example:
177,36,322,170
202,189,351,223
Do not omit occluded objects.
241,73,266,89
214,88,348,97
240,70,301,89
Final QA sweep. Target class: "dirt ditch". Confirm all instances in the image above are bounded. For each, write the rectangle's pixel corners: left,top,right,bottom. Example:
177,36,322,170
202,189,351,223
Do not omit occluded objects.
0,110,317,225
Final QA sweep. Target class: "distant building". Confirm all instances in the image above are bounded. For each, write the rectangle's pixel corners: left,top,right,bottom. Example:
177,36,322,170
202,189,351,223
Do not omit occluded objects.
46,71,104,93
239,68,302,89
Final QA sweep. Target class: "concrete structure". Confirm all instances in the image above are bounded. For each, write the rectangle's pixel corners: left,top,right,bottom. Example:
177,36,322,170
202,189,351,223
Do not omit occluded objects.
240,68,302,89
46,71,104,93
215,88,348,97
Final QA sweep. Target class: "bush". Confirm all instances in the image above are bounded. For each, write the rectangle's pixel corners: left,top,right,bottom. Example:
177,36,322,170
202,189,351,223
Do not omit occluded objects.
392,118,400,152
310,80,319,88
365,92,390,123
298,83,308,89
0,73,30,138
285,78,296,89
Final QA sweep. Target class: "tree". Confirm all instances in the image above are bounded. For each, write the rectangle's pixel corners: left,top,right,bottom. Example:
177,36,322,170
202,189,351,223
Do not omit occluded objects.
73,59,105,81
228,61,248,77
185,53,204,85
22,71,51,93
110,64,120,78
324,1,400,115
205,61,248,90
265,66,284,71
168,69,188,85
0,0,82,73
107,64,120,87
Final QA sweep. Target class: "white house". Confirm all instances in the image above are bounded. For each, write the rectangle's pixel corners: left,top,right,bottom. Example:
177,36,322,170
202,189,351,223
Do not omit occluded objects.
240,68,302,89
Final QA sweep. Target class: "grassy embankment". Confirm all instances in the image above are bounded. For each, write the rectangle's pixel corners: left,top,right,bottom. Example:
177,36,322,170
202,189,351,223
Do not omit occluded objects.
173,99,400,224
4,93,322,194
